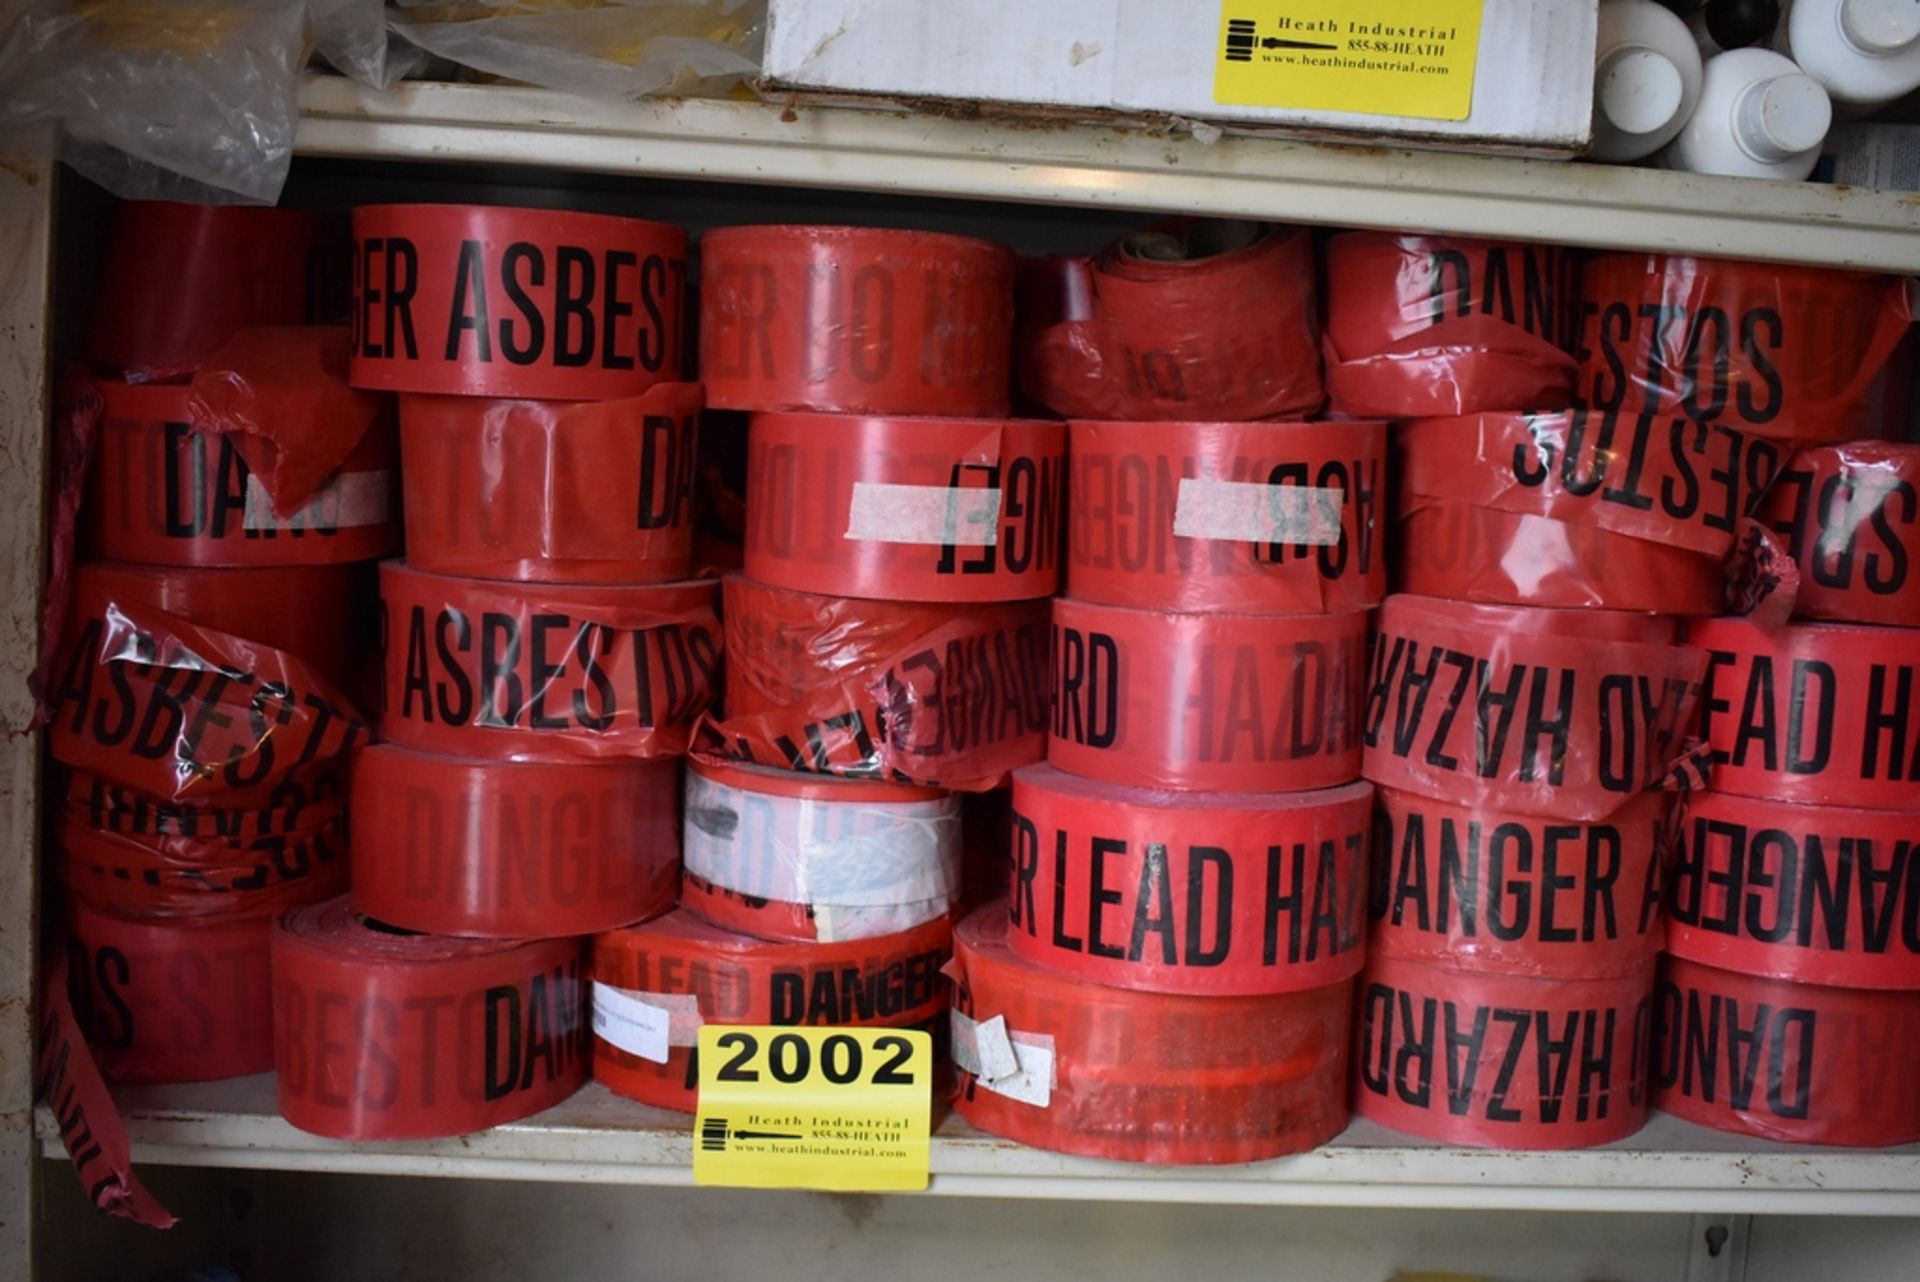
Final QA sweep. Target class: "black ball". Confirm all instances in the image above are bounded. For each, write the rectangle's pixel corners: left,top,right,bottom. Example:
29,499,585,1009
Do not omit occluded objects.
1705,0,1782,49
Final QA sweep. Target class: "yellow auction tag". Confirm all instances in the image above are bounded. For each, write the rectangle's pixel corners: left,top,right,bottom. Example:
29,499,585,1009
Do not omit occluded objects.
1214,1,1483,121
693,1026,933,1191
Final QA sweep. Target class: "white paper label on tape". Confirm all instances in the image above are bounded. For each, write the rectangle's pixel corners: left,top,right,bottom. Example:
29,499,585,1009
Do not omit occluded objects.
845,482,1002,546
1171,478,1344,546
592,982,673,1063
243,470,393,532
951,1011,1055,1109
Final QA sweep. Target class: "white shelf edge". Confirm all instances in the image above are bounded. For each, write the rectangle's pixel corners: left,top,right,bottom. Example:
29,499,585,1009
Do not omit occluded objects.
294,77,1920,273
34,1078,1920,1215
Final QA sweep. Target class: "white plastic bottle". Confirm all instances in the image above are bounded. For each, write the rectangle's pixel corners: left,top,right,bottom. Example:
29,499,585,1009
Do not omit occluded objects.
1786,0,1920,112
1665,47,1833,178
1594,0,1707,160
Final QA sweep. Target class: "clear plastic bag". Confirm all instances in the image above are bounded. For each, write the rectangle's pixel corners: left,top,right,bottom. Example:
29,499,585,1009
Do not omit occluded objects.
310,0,425,89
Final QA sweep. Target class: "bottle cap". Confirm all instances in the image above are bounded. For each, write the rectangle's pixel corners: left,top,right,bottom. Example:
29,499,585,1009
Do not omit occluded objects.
1734,73,1832,161
1601,48,1688,136
1842,0,1920,55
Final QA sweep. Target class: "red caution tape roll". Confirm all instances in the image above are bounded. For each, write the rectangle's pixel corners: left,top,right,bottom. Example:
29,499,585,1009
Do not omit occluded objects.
1751,442,1920,627
1066,419,1386,614
349,204,689,401
1369,785,1670,980
1691,615,1920,811
1575,254,1912,441
398,384,701,584
48,564,369,804
700,576,1049,790
1007,764,1370,996
590,909,952,1111
743,412,1064,603
349,744,680,938
700,225,1014,416
1651,954,1920,1147
64,899,274,1084
1018,221,1323,422
377,561,719,763
1668,791,1920,990
92,380,399,568
1354,953,1653,1149
1047,597,1368,793
1322,233,1579,418
88,201,326,375
949,904,1350,1164
271,897,588,1139
682,757,960,943
1363,595,1704,821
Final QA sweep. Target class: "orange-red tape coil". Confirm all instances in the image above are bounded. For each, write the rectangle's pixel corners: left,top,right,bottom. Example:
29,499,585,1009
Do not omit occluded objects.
271,897,588,1139
1750,441,1920,628
700,225,1014,416
590,909,952,1112
949,904,1352,1165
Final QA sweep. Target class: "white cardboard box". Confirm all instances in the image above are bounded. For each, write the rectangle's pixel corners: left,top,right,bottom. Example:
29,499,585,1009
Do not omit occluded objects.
763,1,1597,158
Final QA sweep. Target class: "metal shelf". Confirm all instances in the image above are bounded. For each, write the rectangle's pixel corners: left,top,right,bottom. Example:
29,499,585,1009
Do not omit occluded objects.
34,1078,1920,1215
295,77,1920,272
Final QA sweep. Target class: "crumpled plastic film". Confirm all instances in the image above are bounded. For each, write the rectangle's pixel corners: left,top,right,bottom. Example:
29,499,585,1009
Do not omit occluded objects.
310,0,425,89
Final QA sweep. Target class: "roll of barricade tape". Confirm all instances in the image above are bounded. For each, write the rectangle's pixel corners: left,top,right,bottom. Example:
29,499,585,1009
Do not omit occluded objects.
1047,597,1369,793
700,575,1049,790
350,743,680,938
1354,953,1653,1149
1750,441,1920,628
1368,785,1669,980
271,897,588,1139
1322,233,1579,418
1690,615,1920,811
1007,764,1370,995
949,904,1351,1164
1363,595,1704,821
590,909,951,1111
350,204,688,400
743,412,1064,603
1651,954,1920,1146
377,561,719,762
1066,418,1386,614
681,757,960,943
700,225,1013,415
398,384,701,584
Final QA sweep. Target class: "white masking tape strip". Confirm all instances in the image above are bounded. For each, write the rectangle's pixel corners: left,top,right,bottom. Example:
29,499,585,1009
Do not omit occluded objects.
591,983,703,1060
1171,478,1344,545
244,470,393,531
845,481,1002,546
951,1010,1055,1109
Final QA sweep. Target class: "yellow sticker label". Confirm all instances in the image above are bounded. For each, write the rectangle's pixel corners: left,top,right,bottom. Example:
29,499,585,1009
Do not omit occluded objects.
1215,1,1483,121
693,1026,932,1191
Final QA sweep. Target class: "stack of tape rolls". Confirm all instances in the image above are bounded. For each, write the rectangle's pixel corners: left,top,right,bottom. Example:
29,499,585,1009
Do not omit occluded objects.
56,203,391,1090
1660,572,1920,1145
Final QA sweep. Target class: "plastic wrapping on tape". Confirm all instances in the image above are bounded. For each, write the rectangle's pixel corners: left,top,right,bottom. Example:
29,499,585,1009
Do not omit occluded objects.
1354,954,1653,1149
1018,221,1322,422
64,898,274,1083
1668,791,1920,990
350,204,689,400
1740,441,1920,628
949,905,1351,1165
1008,764,1370,996
398,383,701,583
1575,254,1912,441
590,909,952,1111
376,561,719,762
87,201,326,378
1322,234,1579,419
700,225,1014,416
1395,410,1782,612
1362,595,1705,822
681,757,960,943
1047,597,1369,794
1652,954,1920,1147
271,897,588,1139
49,562,369,804
743,412,1064,603
93,375,398,567
350,744,680,938
699,576,1049,790
1066,418,1386,614
1368,785,1670,981
1691,615,1920,811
